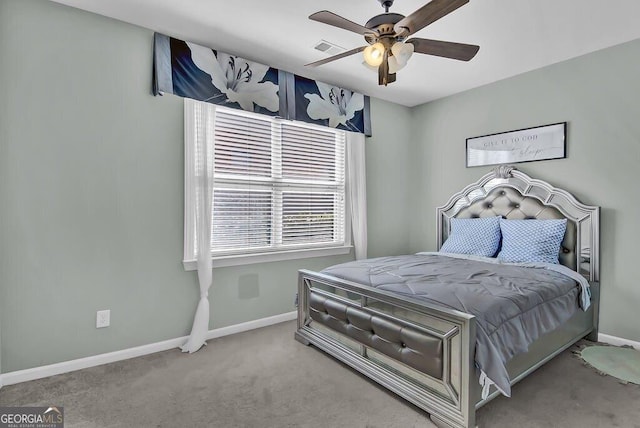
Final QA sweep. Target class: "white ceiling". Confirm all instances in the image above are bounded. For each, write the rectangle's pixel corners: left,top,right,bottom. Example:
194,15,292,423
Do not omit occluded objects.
50,0,640,107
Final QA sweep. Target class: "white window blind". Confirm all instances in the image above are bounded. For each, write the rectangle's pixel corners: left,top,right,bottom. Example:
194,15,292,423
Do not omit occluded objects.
185,104,347,264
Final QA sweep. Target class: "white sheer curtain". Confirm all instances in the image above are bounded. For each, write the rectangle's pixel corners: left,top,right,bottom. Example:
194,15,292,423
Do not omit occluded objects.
181,99,215,353
346,132,367,260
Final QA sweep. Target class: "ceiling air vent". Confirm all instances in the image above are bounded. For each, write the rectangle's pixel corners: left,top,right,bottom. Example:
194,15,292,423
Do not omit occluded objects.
313,40,345,56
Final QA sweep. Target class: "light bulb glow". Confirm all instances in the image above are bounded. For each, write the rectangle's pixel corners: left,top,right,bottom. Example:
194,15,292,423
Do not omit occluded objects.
363,42,385,67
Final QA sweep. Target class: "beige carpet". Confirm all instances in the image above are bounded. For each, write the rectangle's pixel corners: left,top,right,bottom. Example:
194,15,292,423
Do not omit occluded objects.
1,321,639,428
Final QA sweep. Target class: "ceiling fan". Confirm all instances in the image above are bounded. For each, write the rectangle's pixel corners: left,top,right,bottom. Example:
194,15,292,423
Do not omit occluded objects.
305,0,480,86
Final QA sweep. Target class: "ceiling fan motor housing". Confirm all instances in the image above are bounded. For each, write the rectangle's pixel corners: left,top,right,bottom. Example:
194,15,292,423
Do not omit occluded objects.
365,13,404,32
364,12,406,46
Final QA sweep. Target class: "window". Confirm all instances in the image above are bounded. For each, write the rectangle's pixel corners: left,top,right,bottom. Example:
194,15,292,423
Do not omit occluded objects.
184,103,350,268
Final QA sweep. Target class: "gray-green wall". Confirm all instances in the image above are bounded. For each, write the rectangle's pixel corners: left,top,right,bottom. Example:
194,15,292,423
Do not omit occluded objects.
0,0,413,373
409,38,640,343
2,0,638,375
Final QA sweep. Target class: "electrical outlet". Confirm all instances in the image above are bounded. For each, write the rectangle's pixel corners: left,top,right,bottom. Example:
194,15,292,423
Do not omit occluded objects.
96,310,110,328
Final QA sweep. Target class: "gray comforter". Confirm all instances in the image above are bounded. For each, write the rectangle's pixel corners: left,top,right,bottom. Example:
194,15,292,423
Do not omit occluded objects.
321,253,584,397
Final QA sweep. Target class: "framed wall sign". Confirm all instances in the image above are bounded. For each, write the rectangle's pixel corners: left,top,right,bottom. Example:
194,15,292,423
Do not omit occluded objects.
466,122,566,167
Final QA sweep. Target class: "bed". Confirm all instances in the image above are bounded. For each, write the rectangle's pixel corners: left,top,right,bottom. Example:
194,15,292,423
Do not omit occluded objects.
294,166,599,428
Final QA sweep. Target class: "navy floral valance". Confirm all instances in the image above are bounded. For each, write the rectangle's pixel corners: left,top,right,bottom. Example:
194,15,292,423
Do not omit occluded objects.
153,33,371,135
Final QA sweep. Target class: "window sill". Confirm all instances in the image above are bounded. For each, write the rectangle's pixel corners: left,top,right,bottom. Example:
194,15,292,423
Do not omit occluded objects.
182,245,352,270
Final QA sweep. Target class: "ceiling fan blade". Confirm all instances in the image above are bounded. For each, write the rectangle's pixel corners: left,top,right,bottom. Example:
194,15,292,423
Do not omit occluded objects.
309,11,373,35
394,0,468,36
305,46,367,67
408,38,479,61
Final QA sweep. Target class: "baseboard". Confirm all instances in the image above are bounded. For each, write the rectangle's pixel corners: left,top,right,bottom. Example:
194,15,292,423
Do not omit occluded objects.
0,311,296,389
205,311,296,341
598,333,640,349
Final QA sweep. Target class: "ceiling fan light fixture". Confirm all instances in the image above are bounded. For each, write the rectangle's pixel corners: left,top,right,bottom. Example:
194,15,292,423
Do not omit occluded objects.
363,42,385,67
387,55,400,74
391,41,414,69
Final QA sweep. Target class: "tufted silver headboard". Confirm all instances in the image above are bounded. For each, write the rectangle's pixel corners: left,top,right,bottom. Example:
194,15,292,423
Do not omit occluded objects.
436,166,600,282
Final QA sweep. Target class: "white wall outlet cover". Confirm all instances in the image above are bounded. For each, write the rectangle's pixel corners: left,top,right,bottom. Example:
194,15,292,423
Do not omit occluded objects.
96,310,110,328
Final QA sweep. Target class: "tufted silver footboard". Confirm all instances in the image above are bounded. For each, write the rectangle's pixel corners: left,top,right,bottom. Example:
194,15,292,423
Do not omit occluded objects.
308,291,445,379
295,269,478,428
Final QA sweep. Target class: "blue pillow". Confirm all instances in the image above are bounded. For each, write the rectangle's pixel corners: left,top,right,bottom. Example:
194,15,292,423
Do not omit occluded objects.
439,216,501,257
497,218,567,264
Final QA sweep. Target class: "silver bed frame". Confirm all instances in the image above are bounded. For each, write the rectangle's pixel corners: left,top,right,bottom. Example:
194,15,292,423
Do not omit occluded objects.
295,166,600,428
